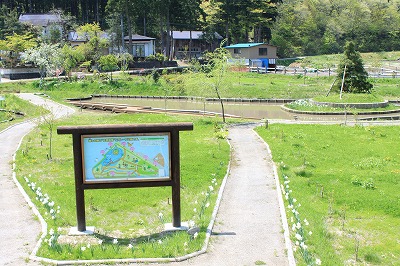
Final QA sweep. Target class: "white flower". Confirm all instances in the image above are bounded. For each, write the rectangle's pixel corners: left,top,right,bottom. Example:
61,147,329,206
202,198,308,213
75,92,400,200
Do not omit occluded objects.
315,258,322,265
158,212,163,219
193,208,197,213
128,244,133,249
189,220,195,227
308,231,313,236
184,242,188,247
292,198,297,203
288,204,293,209
292,224,296,231
304,219,309,225
87,243,91,248
193,232,198,239
195,200,198,204
158,239,162,244
49,228,54,235
205,202,210,208
81,246,86,251
113,239,118,244
296,223,301,229
300,242,307,249
98,239,103,245
295,241,299,246
209,185,214,191
50,209,55,214
295,234,302,241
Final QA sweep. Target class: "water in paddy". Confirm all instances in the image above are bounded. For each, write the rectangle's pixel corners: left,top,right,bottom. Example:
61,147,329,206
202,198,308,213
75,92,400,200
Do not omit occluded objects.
93,97,294,120
90,97,349,121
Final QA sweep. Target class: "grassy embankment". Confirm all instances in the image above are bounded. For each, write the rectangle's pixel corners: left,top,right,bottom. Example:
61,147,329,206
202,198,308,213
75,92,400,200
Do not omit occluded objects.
256,124,400,265
0,94,47,131
1,70,399,101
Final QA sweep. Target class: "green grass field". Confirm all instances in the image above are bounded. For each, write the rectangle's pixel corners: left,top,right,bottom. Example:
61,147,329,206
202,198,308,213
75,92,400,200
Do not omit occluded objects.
255,124,400,265
15,111,230,260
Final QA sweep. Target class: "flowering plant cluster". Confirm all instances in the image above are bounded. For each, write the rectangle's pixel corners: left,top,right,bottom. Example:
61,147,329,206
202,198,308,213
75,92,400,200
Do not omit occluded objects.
24,175,60,220
193,176,217,223
281,173,321,265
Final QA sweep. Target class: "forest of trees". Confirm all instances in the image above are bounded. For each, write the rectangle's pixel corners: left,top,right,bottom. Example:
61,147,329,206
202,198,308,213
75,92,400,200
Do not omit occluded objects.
0,0,400,58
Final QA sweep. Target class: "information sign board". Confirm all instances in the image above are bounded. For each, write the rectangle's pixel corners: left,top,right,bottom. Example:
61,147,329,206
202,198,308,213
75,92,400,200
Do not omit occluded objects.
82,133,171,183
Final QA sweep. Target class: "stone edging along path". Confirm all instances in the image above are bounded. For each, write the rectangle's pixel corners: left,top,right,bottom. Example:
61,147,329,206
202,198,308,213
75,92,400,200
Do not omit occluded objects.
9,94,294,265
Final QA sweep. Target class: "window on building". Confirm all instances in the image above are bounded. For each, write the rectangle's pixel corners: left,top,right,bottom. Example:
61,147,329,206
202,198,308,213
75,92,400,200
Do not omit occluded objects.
259,48,268,56
234,48,241,54
133,44,145,57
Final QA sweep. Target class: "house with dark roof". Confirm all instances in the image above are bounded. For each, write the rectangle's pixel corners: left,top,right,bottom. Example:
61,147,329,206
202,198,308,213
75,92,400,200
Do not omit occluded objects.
19,14,62,37
170,31,223,59
225,43,278,67
123,34,155,57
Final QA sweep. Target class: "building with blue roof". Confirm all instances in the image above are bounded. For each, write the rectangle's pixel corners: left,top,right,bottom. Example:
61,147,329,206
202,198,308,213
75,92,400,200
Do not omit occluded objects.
225,43,278,67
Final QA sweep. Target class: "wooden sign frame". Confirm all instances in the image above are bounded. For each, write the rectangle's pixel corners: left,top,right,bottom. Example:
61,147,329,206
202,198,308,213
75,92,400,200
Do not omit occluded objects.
57,122,193,232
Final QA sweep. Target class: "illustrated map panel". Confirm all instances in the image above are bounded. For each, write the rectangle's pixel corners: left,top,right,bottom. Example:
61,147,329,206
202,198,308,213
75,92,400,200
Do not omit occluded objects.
82,133,170,183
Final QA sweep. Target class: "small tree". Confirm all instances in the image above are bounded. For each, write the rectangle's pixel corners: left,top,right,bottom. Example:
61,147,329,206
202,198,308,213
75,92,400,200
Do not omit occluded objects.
61,44,84,80
76,23,109,68
202,43,231,123
98,54,120,81
0,33,37,67
117,52,133,72
21,43,63,86
336,41,372,94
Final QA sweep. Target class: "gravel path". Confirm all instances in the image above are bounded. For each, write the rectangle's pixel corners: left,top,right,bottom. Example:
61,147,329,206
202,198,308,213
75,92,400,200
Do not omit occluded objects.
173,123,291,266
1,94,292,265
0,94,75,266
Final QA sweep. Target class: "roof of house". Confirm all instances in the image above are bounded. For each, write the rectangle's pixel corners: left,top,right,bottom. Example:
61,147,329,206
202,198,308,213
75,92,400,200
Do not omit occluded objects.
225,43,276,49
171,31,223,40
19,14,62,27
68,31,110,42
124,34,155,41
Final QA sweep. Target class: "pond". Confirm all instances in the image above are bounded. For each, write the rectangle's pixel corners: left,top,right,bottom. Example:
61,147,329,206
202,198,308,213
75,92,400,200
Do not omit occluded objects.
87,96,349,121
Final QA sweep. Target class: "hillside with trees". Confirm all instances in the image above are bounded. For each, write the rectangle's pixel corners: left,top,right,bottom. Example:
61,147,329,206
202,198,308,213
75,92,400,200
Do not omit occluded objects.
0,0,399,57
271,0,400,57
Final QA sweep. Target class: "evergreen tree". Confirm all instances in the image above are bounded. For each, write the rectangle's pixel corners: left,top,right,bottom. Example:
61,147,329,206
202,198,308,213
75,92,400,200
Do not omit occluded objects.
336,41,372,94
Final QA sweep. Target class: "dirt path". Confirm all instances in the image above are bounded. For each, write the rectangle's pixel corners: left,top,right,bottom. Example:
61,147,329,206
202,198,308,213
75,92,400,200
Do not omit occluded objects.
163,123,291,266
0,94,75,266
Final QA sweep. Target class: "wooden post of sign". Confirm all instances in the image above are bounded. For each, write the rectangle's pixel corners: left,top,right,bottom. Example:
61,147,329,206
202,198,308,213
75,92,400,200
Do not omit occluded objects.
72,133,87,231
171,129,181,227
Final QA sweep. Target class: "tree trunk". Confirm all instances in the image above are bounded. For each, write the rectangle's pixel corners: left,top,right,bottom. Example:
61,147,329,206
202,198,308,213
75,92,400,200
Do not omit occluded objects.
166,10,171,60
215,86,226,123
127,11,132,55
